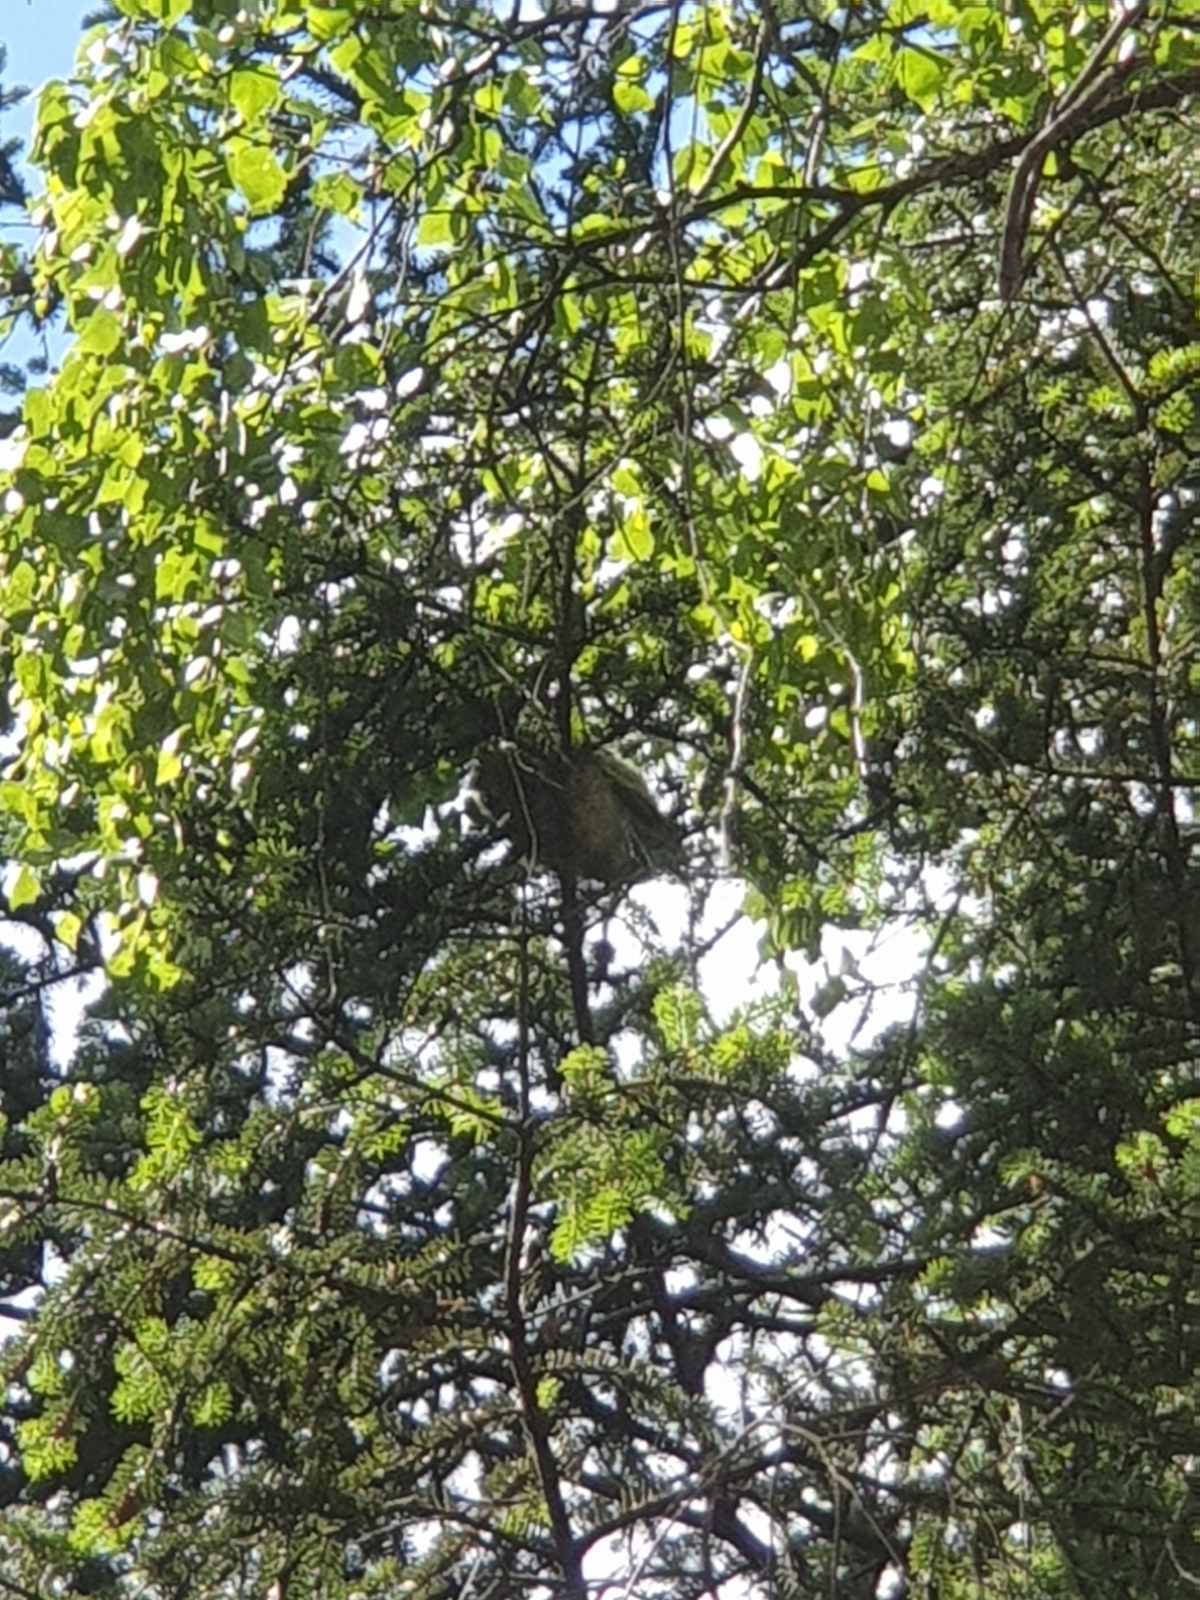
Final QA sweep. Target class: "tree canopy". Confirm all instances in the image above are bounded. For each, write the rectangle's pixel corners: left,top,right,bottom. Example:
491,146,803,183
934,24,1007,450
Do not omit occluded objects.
3,2,1200,1596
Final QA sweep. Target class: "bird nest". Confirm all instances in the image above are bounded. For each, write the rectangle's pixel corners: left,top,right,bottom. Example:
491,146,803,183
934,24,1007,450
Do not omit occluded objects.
474,744,681,884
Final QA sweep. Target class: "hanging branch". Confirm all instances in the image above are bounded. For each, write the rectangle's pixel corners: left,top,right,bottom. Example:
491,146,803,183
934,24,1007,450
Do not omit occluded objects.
998,1,1148,302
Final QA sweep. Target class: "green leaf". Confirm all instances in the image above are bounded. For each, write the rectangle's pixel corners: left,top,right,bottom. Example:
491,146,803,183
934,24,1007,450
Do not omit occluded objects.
230,68,281,128
227,142,287,214
417,208,465,248
156,746,182,786
8,865,41,911
614,81,654,115
894,46,950,112
3,559,38,614
306,5,354,42
311,171,363,219
612,508,654,562
155,548,198,603
78,310,123,357
115,0,188,19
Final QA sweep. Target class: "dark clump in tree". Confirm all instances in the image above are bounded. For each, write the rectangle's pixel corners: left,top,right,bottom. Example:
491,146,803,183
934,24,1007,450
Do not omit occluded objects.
475,742,683,883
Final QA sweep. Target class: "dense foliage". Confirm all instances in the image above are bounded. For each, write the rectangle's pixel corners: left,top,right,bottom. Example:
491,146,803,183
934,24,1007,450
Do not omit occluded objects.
3,2,1200,1596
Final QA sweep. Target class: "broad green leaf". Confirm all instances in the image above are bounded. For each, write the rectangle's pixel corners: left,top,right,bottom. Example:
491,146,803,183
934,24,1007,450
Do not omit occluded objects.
227,142,287,214
614,82,654,114
612,508,654,562
311,171,363,219
155,746,182,786
894,47,950,112
417,208,464,248
3,559,38,613
114,0,187,19
78,310,122,356
306,5,354,41
7,864,41,910
230,68,280,127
